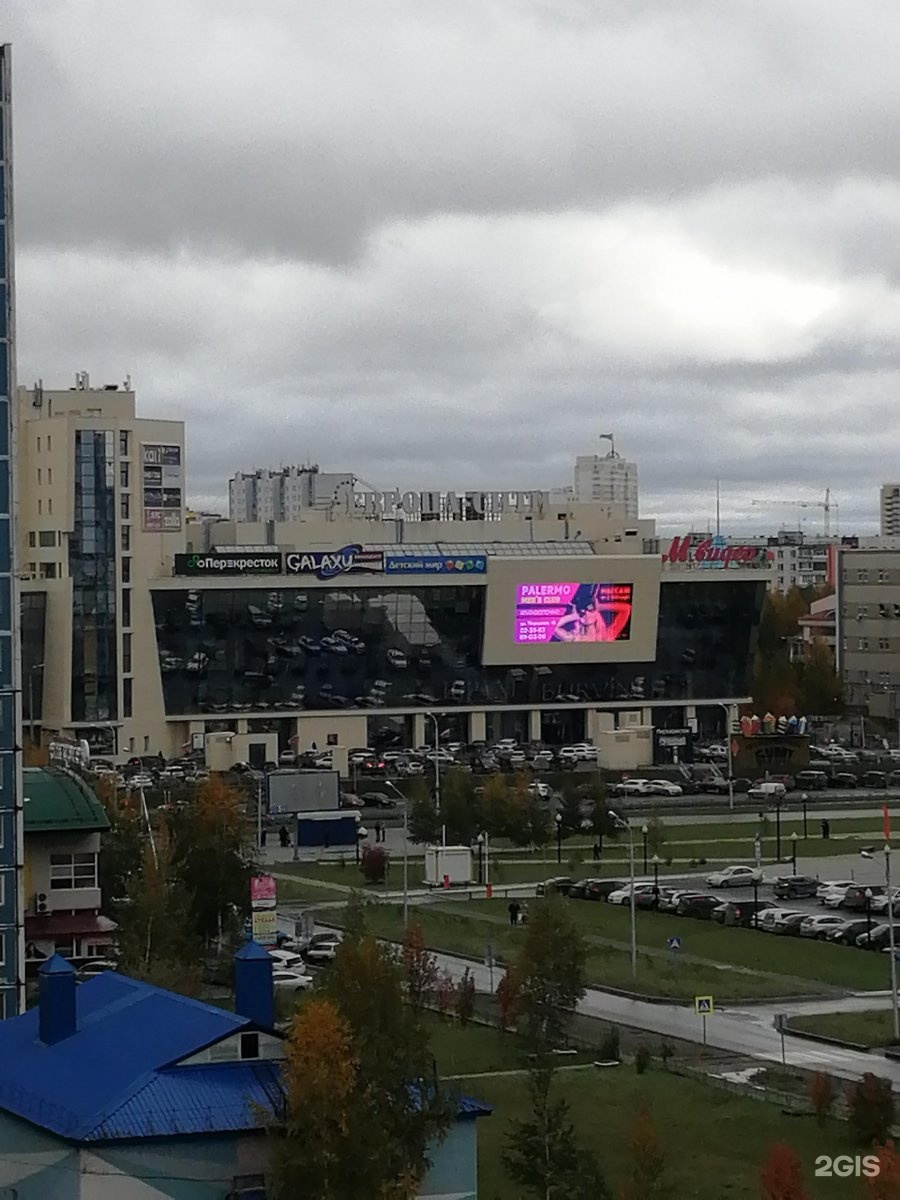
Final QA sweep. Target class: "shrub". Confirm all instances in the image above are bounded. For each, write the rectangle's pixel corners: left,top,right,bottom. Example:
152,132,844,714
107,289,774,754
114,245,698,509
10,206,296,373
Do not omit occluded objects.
598,1025,620,1062
455,969,476,1026
809,1072,835,1127
635,1044,651,1074
846,1073,896,1145
658,1041,674,1069
359,844,388,883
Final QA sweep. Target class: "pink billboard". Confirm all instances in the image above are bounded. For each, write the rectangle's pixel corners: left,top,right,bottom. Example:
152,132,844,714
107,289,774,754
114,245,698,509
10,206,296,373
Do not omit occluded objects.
514,582,633,644
250,874,277,905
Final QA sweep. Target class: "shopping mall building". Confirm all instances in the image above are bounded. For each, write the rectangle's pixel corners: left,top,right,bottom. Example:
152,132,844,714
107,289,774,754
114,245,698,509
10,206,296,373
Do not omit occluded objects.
16,383,773,768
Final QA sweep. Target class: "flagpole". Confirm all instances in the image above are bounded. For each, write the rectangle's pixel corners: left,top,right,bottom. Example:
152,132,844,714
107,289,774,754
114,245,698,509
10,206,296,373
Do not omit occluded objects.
884,806,899,1041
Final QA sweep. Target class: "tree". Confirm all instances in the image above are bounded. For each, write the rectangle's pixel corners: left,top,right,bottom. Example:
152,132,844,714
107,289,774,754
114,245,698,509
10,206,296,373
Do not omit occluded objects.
847,1074,896,1146
439,769,480,844
407,780,440,844
319,905,454,1195
97,788,144,915
516,894,587,1051
270,997,361,1199
402,921,438,1011
360,843,388,883
809,1071,835,1126
867,1140,900,1197
759,1142,809,1200
455,968,475,1026
502,1066,610,1200
621,1105,667,1200
481,774,514,839
556,781,583,838
496,966,522,1032
797,638,843,714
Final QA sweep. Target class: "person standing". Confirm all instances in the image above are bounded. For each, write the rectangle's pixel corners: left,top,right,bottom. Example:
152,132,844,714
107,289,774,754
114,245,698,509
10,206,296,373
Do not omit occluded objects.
507,900,520,927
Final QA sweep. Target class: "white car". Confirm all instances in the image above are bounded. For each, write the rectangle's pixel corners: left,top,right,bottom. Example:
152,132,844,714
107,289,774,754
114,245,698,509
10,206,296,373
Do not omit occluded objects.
128,772,155,790
800,914,849,939
395,759,424,777
531,749,555,766
649,780,683,796
557,746,578,763
527,782,551,800
820,745,858,762
747,781,786,802
607,883,656,906
570,743,599,761
870,888,900,914
386,649,408,669
821,884,856,908
758,908,805,933
705,865,763,888
508,750,526,768
272,969,315,992
304,937,341,963
268,949,306,972
614,778,656,796
816,879,855,900
701,744,729,762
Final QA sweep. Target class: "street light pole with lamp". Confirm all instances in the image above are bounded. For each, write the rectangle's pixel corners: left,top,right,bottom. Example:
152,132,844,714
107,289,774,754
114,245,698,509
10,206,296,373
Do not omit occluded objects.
801,792,808,840
609,809,637,980
885,843,900,1040
865,887,873,941
651,853,661,908
790,831,798,875
425,711,441,812
641,823,649,874
718,702,735,812
554,811,562,865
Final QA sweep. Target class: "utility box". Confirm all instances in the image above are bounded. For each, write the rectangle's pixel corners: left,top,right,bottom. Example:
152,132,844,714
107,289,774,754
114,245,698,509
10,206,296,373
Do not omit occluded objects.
424,845,473,888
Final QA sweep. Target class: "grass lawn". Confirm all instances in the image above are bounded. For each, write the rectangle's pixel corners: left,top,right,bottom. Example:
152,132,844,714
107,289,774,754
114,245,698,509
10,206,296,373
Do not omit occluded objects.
322,901,860,1000
424,1013,595,1076
472,1067,858,1199
789,1009,900,1048
274,877,348,903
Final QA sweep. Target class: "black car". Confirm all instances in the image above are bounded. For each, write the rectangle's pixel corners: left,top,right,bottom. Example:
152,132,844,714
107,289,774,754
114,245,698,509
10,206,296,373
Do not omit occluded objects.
841,885,885,911
863,771,888,789
536,877,575,897
578,879,626,902
773,875,819,900
794,770,829,791
676,894,721,919
358,792,397,809
827,919,871,945
706,776,752,795
717,900,777,928
856,923,892,950
774,912,807,936
830,772,858,789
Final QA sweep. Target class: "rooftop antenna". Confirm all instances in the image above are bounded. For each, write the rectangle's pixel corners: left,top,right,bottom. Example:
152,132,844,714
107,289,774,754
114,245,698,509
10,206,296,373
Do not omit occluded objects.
599,432,616,457
716,478,721,537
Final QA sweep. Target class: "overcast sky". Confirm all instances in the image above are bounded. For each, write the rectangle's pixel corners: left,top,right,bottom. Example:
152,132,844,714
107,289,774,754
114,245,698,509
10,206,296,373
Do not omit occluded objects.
6,1,900,532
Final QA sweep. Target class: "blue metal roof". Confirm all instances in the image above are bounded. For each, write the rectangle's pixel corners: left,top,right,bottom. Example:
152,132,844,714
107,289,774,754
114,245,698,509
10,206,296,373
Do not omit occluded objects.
0,970,254,1141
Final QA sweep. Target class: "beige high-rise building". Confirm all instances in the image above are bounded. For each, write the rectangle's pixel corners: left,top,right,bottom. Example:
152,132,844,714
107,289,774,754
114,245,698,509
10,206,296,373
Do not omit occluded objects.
880,484,900,537
17,376,184,757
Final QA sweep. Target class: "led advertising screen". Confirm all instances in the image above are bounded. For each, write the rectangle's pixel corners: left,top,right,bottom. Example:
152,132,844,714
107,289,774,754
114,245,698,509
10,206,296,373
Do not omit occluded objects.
514,583,634,644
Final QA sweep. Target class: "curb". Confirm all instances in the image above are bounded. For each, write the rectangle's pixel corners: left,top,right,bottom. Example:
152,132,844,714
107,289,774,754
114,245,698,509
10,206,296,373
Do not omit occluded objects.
782,1022,872,1053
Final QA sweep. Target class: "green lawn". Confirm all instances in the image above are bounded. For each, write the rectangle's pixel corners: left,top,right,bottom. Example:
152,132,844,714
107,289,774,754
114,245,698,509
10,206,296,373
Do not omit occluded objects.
321,900,880,1000
425,1012,595,1076
275,877,348,903
471,1066,859,1199
789,1009,900,1048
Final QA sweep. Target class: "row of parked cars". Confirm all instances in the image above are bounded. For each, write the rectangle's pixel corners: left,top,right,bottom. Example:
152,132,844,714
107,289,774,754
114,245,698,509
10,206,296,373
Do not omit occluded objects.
266,932,343,991
538,870,900,949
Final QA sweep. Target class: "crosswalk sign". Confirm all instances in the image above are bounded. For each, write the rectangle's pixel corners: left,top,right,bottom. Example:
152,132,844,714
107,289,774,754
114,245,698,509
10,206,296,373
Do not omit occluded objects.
694,995,714,1015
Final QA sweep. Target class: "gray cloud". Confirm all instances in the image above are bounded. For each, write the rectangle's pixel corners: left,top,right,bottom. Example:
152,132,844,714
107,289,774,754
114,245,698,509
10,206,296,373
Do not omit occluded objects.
6,0,900,534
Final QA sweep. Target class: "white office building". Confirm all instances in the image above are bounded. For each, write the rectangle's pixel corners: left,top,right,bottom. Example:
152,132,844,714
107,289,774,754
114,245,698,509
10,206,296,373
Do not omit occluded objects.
228,466,355,522
573,449,638,519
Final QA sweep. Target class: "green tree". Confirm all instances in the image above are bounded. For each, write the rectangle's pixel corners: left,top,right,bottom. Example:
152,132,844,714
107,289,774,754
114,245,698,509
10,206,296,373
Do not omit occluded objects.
407,784,440,844
797,638,843,714
480,773,514,839
621,1105,668,1199
502,1066,610,1200
556,781,583,838
319,904,454,1196
439,769,480,844
97,790,144,915
516,893,587,1051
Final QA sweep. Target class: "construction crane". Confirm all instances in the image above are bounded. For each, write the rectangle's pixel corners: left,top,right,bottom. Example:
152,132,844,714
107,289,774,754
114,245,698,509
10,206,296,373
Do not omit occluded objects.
751,488,837,536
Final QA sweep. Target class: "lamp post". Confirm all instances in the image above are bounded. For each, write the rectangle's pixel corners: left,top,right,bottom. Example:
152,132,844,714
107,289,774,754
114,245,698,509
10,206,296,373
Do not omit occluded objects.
752,876,759,928
866,887,873,941
801,792,808,840
790,831,798,875
641,823,649,874
609,809,637,979
775,799,782,861
651,853,661,908
28,662,44,749
476,832,485,884
554,811,562,865
425,711,441,812
718,702,735,812
355,814,367,866
885,844,900,1040
382,778,410,926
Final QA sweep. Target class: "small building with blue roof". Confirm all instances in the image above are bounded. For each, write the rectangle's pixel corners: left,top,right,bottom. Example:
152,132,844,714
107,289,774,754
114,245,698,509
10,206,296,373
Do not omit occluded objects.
0,942,490,1199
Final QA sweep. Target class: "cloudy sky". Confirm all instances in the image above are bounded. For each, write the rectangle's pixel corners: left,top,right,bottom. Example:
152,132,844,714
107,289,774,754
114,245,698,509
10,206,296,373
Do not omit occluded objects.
5,1,900,532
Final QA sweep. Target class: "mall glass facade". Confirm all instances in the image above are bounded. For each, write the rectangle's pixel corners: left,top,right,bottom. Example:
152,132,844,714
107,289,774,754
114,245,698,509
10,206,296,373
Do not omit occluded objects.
70,430,118,721
151,578,766,718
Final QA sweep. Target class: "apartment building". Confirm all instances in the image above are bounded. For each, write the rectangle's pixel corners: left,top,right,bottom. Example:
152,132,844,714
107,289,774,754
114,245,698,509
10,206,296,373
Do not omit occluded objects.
881,484,900,537
836,546,900,716
16,377,185,758
573,450,638,519
228,466,355,522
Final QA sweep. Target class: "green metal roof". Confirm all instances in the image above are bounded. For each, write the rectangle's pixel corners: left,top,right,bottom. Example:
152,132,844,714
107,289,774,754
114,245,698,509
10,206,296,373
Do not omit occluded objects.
23,767,110,834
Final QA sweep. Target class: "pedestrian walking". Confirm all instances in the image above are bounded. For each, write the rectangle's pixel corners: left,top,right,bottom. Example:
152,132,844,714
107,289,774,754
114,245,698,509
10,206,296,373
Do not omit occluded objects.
821,818,831,840
507,900,520,927
278,825,289,848
592,840,600,862
519,901,529,926
375,821,383,844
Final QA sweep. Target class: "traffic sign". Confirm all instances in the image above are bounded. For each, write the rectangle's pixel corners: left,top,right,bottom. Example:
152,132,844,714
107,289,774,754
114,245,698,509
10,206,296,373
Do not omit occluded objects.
774,1013,787,1033
666,935,682,952
694,995,714,1015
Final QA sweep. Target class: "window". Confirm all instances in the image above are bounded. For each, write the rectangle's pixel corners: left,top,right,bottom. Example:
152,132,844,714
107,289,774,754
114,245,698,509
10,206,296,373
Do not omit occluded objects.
38,530,55,547
859,570,869,583
27,531,35,548
36,436,41,452
48,499,52,515
121,588,131,627
121,557,131,584
50,853,98,890
37,500,41,515
858,638,869,651
122,632,132,674
121,525,130,552
123,677,132,718
47,468,52,485
143,735,150,753
120,462,129,489
880,570,889,583
36,468,41,484
54,938,75,957
47,435,51,451
128,737,135,752
880,639,891,651
239,1032,260,1060
38,563,57,580
120,494,129,520
119,431,129,457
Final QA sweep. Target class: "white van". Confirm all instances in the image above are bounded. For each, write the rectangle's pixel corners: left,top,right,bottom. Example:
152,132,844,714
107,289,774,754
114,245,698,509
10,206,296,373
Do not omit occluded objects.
748,781,787,801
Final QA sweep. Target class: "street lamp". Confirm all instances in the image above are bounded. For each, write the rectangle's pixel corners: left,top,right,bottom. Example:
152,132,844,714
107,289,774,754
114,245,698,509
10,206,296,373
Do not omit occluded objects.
718,702,735,812
382,778,410,926
355,814,366,866
790,831,798,875
801,792,808,840
775,797,782,861
866,887,873,941
425,711,441,812
885,844,900,1040
554,811,562,865
641,823,649,874
651,853,661,908
476,832,485,884
609,809,637,979
752,875,759,928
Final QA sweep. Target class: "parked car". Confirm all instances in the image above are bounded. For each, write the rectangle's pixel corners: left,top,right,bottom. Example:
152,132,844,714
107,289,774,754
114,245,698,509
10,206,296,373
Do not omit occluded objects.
612,778,656,796
705,864,763,888
536,877,575,897
773,875,819,900
748,781,786,802
840,885,885,912
675,894,721,919
568,879,626,902
799,914,849,939
268,949,306,972
359,792,397,809
826,919,872,945
527,782,552,801
869,888,900,914
647,779,683,796
272,969,315,991
856,923,893,950
713,899,776,927
303,935,342,964
821,884,858,908
863,771,888,789
830,772,859,789
607,883,656,906
817,879,856,903
635,886,679,910
794,770,829,791
395,759,425,777
758,908,805,933
706,776,752,795
774,912,807,936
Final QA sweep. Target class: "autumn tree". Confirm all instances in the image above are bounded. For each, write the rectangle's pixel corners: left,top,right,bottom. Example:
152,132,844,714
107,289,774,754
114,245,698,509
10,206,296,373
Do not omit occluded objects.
438,769,480,845
797,638,843,714
402,921,438,1011
759,1142,809,1200
809,1071,835,1126
502,1066,610,1200
867,1140,900,1197
556,781,584,838
481,774,514,839
848,1074,896,1146
319,905,454,1195
621,1105,668,1200
516,893,587,1052
270,997,362,1200
407,779,440,844
455,968,475,1026
360,843,389,883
